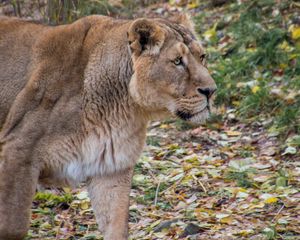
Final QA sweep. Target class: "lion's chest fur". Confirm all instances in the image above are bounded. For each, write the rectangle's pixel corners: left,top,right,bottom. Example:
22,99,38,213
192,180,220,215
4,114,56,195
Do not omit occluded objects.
42,123,147,186
66,134,141,183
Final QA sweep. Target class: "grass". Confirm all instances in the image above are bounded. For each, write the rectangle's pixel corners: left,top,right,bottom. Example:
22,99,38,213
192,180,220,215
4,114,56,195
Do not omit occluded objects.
34,191,73,207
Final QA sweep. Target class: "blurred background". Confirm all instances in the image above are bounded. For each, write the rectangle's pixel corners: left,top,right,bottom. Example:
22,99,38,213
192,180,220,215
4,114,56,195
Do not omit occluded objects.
1,1,300,239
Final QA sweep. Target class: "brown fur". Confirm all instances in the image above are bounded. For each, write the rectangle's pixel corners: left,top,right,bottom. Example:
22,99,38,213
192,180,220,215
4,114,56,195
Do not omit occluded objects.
0,14,216,240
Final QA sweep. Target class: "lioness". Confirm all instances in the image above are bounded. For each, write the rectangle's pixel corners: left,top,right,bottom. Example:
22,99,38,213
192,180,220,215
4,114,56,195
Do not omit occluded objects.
0,14,216,240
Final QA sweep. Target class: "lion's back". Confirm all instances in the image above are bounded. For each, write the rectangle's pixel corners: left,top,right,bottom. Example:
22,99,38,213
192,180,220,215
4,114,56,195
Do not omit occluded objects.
0,15,130,130
0,17,46,126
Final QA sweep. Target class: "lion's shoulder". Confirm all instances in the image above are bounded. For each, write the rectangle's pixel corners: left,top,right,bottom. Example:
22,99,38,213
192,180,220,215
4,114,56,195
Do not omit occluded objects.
0,16,100,136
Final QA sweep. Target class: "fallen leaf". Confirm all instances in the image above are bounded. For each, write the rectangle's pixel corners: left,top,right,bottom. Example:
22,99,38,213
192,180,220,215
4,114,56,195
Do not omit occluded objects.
80,200,90,210
203,23,218,42
76,191,89,200
264,197,278,204
251,85,260,94
282,146,297,155
290,25,300,40
225,131,242,137
216,213,231,219
220,216,233,224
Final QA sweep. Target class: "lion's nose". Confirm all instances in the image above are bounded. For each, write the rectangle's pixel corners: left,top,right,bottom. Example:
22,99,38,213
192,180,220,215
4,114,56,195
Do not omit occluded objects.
197,87,216,98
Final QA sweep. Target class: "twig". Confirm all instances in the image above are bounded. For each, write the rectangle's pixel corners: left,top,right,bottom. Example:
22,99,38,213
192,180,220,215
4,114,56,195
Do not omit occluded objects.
154,180,161,206
272,204,284,222
192,175,207,194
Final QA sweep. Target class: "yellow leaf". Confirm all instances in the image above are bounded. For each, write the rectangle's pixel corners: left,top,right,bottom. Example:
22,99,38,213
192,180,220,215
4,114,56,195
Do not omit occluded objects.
225,131,242,136
248,202,265,209
183,163,193,171
265,197,278,204
238,188,248,192
203,23,218,41
187,0,199,9
169,0,176,5
63,187,71,193
251,85,260,94
232,101,240,106
195,208,214,219
237,229,254,236
160,124,170,129
182,175,193,184
220,216,234,224
291,26,300,40
289,53,300,60
278,41,289,50
246,47,256,52
279,63,288,69
80,200,90,210
278,41,293,52
40,222,52,230
150,220,161,228
168,143,179,150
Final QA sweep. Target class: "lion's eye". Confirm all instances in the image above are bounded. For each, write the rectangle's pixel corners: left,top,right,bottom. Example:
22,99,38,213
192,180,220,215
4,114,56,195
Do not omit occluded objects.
173,57,183,66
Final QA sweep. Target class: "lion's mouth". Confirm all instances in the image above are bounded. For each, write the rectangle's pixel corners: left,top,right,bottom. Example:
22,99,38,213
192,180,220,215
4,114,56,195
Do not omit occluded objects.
176,105,209,121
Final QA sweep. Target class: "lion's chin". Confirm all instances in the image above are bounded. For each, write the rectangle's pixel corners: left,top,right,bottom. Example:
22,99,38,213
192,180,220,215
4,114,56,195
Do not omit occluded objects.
176,107,210,124
189,109,210,124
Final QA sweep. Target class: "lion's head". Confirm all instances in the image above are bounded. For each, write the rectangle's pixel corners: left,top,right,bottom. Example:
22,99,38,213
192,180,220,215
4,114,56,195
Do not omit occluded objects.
128,15,216,124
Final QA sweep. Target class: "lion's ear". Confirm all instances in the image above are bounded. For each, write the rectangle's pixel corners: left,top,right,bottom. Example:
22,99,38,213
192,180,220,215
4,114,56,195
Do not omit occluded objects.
127,19,165,57
170,13,195,34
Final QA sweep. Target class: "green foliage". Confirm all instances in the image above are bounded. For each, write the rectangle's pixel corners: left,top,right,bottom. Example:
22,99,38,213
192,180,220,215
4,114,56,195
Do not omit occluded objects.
146,136,161,147
34,191,73,207
263,225,277,240
195,0,300,138
225,158,257,188
226,169,254,188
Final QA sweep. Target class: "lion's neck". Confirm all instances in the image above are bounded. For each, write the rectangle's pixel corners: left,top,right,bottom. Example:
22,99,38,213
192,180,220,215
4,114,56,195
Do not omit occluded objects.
83,37,149,141
82,34,150,129
68,72,148,183
62,66,148,183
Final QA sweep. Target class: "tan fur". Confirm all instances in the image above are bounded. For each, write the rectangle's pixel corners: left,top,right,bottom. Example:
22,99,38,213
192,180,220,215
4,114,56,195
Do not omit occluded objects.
0,14,216,240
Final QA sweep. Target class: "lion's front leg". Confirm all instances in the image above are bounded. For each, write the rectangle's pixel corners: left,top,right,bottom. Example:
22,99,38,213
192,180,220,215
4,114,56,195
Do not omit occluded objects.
0,150,39,240
88,168,133,240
